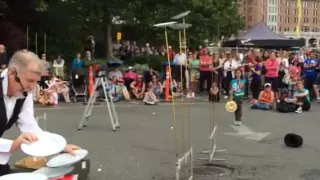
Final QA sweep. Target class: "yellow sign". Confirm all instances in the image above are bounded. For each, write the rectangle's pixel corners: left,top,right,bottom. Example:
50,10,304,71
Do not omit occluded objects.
117,32,122,41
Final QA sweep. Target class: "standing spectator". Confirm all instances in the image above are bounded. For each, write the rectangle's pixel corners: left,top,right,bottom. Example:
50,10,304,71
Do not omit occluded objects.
277,51,289,93
187,53,200,98
71,53,85,70
0,44,8,72
265,52,280,95
199,50,213,92
250,58,263,100
303,51,319,101
40,54,51,89
53,54,65,78
223,51,238,98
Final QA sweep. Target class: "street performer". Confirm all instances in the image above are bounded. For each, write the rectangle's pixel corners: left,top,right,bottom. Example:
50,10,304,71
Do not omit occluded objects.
0,50,80,175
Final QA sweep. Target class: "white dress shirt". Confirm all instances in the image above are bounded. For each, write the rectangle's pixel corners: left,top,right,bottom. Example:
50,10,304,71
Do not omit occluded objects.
0,69,42,164
223,59,239,78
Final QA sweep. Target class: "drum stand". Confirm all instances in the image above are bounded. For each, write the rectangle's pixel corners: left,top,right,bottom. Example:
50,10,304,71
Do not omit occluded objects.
198,125,227,164
78,73,120,131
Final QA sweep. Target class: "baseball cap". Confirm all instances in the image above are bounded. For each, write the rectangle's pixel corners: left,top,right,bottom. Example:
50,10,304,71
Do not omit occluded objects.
264,83,271,87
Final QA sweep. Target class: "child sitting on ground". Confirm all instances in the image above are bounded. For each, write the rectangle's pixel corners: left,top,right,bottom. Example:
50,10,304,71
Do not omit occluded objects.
143,84,159,105
209,82,220,102
172,81,183,98
39,85,58,106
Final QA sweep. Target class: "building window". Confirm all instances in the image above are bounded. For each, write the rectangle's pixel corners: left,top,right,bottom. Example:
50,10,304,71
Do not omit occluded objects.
313,10,317,16
286,1,289,6
286,9,289,15
294,9,297,15
303,2,307,8
294,17,298,23
248,16,252,21
285,17,289,23
249,7,252,13
304,17,309,23
279,26,282,31
314,2,317,8
248,0,253,4
279,16,282,22
304,9,308,16
313,18,318,24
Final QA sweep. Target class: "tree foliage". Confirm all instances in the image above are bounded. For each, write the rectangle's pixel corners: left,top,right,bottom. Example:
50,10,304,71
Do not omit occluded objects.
2,0,245,59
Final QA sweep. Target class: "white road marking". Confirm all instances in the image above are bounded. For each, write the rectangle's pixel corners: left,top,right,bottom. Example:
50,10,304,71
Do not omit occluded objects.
224,125,271,141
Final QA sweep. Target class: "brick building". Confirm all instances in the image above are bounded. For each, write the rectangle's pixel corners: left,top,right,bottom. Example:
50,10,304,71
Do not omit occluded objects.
238,0,320,47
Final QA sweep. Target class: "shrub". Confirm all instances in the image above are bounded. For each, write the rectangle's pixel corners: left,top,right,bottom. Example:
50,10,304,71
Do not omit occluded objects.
124,55,167,71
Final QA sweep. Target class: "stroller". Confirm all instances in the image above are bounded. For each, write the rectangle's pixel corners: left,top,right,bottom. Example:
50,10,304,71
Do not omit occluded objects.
70,68,88,102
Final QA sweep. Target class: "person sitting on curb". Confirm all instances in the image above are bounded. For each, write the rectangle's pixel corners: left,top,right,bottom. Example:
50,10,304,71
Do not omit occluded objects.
251,83,274,110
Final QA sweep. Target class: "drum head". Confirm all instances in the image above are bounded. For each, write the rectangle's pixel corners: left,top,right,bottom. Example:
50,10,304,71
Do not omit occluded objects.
225,101,237,112
0,173,47,180
21,132,67,157
46,149,88,168
33,166,74,179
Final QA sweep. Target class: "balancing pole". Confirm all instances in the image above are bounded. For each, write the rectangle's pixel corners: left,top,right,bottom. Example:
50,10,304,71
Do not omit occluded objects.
35,33,38,55
154,22,179,158
26,25,29,50
44,33,47,55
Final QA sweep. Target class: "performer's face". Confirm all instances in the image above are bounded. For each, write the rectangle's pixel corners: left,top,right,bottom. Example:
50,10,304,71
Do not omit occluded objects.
9,62,41,96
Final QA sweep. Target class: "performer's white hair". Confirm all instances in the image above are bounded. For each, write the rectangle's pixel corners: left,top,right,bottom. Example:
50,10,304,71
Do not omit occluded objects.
8,50,45,75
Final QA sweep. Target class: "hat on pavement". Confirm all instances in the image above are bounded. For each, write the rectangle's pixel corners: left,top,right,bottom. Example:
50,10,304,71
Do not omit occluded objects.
284,133,303,148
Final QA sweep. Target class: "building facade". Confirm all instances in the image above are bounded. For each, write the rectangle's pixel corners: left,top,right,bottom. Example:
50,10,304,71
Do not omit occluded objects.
238,0,320,47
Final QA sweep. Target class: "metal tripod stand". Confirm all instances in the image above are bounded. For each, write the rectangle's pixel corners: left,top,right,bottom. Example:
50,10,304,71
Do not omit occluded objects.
78,71,120,131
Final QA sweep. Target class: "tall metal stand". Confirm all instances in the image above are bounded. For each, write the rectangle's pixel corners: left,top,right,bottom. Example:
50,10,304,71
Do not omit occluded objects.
78,72,120,131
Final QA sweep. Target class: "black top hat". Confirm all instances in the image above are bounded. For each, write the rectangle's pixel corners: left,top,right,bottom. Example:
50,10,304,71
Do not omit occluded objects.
284,133,303,148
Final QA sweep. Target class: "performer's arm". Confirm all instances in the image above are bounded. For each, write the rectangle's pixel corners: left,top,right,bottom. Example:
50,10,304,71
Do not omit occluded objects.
16,94,43,134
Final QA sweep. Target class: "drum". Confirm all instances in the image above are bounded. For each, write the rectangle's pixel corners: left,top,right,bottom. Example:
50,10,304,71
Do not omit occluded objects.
225,100,237,112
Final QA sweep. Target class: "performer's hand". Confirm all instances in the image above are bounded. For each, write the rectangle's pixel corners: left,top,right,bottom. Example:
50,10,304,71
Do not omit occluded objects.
64,144,81,155
10,133,38,152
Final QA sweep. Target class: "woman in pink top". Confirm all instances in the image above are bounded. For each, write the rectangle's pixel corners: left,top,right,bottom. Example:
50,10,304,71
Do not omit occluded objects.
289,59,301,80
288,58,302,97
265,52,280,92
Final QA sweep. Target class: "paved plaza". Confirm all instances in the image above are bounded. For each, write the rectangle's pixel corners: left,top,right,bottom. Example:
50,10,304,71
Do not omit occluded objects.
3,99,320,180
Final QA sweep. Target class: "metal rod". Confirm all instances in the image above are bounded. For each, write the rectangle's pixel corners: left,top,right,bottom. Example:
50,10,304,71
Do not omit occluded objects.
165,27,179,159
44,33,47,55
26,25,29,50
35,33,38,55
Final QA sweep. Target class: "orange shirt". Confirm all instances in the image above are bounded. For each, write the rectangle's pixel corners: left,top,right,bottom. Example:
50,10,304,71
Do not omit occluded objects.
259,90,273,104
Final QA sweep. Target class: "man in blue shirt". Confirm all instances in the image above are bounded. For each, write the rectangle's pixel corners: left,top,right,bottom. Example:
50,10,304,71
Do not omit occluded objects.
303,51,319,101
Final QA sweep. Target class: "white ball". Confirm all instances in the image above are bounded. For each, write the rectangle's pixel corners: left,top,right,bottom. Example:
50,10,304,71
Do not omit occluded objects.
152,112,155,115
171,126,174,129
98,168,101,171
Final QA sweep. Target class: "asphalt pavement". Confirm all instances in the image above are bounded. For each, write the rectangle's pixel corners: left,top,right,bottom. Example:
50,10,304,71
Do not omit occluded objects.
3,98,320,180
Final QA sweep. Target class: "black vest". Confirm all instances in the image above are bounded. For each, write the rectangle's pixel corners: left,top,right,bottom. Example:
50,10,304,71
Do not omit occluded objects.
0,78,26,137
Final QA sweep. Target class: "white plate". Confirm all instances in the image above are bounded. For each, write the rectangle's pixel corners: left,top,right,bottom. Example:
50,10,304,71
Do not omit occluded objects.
33,166,74,178
21,132,67,157
153,22,176,27
0,173,47,180
46,149,88,168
